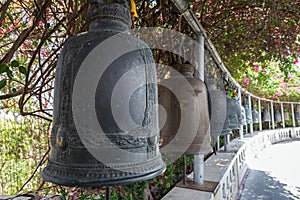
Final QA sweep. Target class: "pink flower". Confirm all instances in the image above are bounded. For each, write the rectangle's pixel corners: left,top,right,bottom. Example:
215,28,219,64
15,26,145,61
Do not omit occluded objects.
253,65,260,72
0,28,2,34
13,20,19,26
24,41,30,46
1,20,5,25
159,13,163,21
294,58,299,65
263,69,267,74
272,95,278,99
276,91,283,96
288,73,292,79
244,78,250,84
38,21,43,26
6,26,11,32
280,82,287,88
41,51,47,57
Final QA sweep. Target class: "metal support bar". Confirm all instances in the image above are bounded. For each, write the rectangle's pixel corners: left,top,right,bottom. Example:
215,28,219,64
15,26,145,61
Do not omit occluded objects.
281,103,285,128
193,33,205,186
258,99,262,131
196,34,205,80
183,155,187,185
217,136,220,151
271,102,275,129
238,88,243,139
248,95,253,134
291,103,296,127
193,154,204,185
106,186,110,200
224,135,228,151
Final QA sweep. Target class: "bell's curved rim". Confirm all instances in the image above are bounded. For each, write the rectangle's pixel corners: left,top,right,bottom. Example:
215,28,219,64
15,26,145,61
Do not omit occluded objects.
42,163,166,187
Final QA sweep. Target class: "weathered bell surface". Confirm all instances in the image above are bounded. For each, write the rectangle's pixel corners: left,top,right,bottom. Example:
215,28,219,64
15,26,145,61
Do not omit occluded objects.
222,97,239,133
244,104,253,124
252,109,259,124
235,99,246,127
241,106,247,126
275,110,282,123
296,105,300,120
42,0,165,186
158,64,211,155
207,79,227,136
295,111,300,120
284,111,290,121
263,108,271,122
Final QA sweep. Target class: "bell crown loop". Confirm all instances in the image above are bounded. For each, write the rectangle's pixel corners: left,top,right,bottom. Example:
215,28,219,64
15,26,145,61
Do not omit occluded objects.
88,0,132,29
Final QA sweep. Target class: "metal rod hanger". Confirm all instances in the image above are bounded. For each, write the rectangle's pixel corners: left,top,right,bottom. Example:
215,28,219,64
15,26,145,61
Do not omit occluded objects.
171,0,300,105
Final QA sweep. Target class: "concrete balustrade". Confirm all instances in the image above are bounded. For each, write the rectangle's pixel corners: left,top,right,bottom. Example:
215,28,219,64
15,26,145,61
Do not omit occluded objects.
162,128,299,200
291,127,300,139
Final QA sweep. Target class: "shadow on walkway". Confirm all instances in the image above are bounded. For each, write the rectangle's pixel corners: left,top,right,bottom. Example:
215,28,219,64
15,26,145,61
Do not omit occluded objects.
240,169,300,200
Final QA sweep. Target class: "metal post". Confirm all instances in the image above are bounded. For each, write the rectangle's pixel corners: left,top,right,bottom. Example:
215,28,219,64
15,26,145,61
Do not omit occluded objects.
193,154,204,185
291,103,296,127
281,103,285,128
193,33,205,185
248,95,253,134
224,135,228,151
217,136,220,150
106,186,110,200
258,99,262,131
196,33,205,80
183,155,187,185
271,102,275,129
238,88,243,139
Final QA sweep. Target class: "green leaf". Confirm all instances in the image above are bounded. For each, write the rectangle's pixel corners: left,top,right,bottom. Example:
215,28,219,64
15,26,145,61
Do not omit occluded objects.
0,80,7,90
12,88,17,93
7,69,14,79
0,64,8,74
18,66,27,76
10,60,19,67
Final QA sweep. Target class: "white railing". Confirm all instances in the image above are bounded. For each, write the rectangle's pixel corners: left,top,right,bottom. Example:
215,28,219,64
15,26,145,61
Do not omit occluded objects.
163,128,300,200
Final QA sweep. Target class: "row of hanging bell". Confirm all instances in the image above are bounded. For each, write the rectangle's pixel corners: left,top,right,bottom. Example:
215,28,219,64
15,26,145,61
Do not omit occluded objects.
42,0,165,187
207,78,245,136
158,64,212,155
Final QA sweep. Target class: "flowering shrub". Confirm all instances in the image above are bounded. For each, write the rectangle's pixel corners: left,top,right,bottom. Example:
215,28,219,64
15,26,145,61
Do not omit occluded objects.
236,55,300,101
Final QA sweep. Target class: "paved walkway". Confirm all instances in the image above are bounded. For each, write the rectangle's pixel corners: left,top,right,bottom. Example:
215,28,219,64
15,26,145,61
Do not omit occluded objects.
240,141,300,200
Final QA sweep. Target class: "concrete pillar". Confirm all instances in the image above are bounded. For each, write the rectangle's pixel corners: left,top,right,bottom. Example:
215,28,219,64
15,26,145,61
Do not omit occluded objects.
271,101,275,129
258,99,262,131
291,103,295,127
281,103,285,128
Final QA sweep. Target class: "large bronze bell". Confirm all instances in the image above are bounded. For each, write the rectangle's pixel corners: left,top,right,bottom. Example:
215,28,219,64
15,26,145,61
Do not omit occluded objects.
252,109,259,124
296,105,300,120
42,0,165,186
275,110,282,123
240,106,247,126
234,98,246,127
284,111,290,121
220,97,239,134
244,104,253,124
158,64,211,155
263,108,271,122
207,79,227,136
